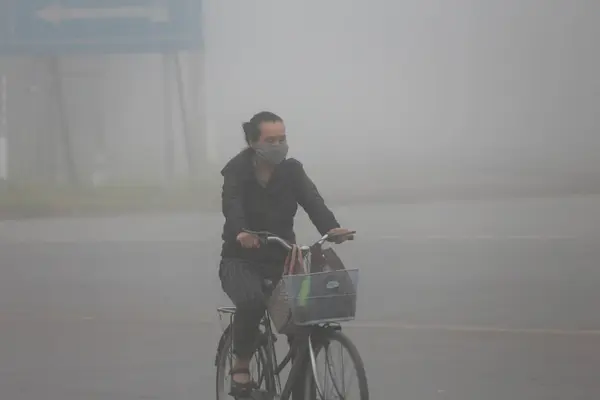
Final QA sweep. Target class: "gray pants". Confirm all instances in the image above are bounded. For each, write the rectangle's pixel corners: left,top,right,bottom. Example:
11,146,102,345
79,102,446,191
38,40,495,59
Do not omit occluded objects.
219,257,283,359
219,257,313,399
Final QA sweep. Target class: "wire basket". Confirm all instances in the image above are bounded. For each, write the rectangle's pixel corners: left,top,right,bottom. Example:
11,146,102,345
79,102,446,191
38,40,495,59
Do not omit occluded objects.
282,269,359,326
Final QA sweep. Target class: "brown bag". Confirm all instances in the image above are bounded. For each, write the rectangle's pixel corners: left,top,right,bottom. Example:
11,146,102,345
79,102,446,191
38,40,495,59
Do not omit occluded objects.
306,244,357,320
309,243,345,272
268,245,305,334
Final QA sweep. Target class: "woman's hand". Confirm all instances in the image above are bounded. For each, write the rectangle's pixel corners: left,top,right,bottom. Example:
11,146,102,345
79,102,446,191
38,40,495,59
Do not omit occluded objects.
237,232,260,248
327,227,355,243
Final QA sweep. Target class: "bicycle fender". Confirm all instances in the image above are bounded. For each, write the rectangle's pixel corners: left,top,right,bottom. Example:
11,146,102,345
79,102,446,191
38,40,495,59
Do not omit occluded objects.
215,324,232,366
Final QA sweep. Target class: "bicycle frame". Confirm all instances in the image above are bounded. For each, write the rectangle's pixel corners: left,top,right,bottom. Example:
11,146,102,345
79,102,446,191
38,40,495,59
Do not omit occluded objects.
216,307,340,400
261,315,341,400
275,323,340,400
217,229,356,399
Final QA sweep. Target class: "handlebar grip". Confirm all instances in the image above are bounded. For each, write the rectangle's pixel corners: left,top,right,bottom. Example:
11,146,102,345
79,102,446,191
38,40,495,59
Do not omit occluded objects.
326,230,357,242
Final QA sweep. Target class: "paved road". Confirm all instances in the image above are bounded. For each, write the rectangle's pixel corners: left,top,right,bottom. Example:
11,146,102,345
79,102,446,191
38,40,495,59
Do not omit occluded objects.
1,195,600,399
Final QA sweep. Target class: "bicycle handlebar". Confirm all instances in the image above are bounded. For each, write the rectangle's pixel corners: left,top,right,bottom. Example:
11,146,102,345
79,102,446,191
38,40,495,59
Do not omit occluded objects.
266,235,294,251
241,229,355,251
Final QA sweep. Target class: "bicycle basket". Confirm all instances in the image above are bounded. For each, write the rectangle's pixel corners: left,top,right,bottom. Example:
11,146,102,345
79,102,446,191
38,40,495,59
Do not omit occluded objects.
282,269,358,326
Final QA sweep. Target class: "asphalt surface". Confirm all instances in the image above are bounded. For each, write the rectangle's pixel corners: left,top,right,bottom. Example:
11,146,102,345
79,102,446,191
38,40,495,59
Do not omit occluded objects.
1,195,600,399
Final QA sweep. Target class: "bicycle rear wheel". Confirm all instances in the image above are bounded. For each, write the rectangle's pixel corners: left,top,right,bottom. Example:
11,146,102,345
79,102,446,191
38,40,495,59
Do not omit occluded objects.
215,328,274,400
304,330,369,400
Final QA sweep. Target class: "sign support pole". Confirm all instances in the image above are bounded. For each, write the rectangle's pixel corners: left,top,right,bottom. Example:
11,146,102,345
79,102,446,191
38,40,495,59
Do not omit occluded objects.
174,52,196,182
49,57,77,186
162,53,175,185
0,74,8,183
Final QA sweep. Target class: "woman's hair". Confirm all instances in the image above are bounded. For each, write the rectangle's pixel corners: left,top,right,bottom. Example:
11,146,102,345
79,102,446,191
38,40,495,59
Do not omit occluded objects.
242,111,283,145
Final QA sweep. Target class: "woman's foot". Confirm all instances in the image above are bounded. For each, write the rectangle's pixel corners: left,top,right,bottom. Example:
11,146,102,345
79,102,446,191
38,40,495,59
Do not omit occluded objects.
231,367,251,384
229,367,257,397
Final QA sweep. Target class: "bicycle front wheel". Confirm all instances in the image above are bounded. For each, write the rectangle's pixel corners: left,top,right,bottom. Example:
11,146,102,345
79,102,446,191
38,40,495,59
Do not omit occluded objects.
304,329,369,400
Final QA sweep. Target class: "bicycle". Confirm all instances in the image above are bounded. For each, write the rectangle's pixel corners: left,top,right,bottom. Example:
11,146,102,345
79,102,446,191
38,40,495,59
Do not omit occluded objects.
215,230,369,400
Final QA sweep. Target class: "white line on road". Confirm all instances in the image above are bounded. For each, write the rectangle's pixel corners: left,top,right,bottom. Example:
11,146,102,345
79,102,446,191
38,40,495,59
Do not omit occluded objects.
342,321,600,336
5,313,599,337
379,235,578,241
0,234,584,245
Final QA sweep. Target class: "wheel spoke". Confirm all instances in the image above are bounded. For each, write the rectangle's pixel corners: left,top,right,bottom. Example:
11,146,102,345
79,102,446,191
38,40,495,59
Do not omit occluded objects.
324,342,354,399
308,331,367,400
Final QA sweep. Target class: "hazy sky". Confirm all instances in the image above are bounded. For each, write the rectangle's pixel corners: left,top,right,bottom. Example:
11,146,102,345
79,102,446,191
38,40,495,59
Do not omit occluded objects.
3,0,599,183
203,0,600,171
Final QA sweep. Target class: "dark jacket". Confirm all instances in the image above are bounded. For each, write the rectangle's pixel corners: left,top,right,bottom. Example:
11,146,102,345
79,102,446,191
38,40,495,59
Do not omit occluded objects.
220,148,340,265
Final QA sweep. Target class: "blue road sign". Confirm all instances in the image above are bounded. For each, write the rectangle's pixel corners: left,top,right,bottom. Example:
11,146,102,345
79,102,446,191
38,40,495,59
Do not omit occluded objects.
0,0,202,55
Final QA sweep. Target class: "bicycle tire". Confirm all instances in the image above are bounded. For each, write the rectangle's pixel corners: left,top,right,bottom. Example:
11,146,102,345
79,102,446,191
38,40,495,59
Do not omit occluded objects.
303,330,369,400
215,329,275,400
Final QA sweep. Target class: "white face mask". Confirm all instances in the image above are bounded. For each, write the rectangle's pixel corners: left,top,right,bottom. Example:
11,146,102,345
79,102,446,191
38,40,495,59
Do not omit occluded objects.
253,142,289,165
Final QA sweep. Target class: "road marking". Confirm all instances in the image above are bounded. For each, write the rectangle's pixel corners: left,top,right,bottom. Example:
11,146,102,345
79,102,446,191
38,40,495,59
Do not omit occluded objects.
346,321,600,336
4,313,599,337
378,235,577,241
0,234,585,245
0,237,216,245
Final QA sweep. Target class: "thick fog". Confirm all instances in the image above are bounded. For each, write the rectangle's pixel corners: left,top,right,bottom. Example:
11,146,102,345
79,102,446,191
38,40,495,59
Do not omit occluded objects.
203,0,599,180
1,0,598,189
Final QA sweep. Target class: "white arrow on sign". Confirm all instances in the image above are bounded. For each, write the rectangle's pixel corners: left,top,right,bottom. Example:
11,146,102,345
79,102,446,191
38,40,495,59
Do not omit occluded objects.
36,2,171,24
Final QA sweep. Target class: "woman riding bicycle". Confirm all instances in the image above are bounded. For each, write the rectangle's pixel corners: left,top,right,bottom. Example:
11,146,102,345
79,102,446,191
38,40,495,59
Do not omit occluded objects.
219,111,353,397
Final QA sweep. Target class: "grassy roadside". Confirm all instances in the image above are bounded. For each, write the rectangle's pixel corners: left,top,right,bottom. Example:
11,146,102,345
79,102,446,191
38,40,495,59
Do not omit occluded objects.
1,179,600,221
0,183,221,220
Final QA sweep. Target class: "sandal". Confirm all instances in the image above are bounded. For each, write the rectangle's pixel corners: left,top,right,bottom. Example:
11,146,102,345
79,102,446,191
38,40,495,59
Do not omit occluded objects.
229,367,258,398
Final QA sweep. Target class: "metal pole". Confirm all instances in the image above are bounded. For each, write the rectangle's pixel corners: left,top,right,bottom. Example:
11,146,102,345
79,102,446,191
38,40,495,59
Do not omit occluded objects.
162,54,175,184
174,53,196,181
189,50,211,169
93,66,108,188
0,74,8,182
49,57,77,186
